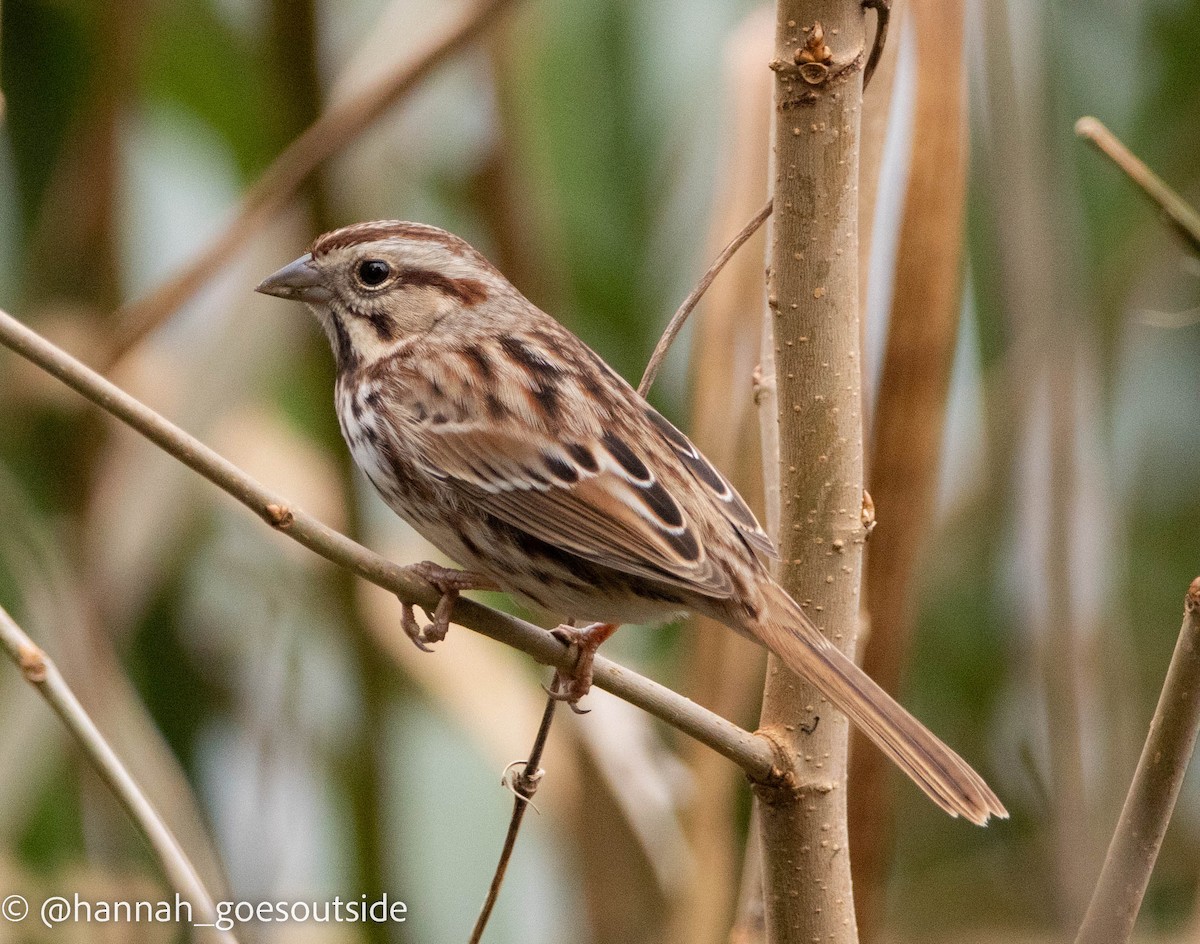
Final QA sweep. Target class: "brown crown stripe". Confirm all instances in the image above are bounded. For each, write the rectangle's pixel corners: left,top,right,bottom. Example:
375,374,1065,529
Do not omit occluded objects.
311,221,470,257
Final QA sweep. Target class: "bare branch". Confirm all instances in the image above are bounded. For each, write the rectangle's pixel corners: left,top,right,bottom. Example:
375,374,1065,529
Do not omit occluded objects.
0,605,238,944
108,0,519,365
0,307,782,785
1074,578,1200,944
638,199,773,397
1076,116,1200,254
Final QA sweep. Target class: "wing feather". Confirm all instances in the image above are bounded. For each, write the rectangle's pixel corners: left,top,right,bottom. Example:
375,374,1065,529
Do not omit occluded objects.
641,408,778,560
377,339,773,598
410,421,734,597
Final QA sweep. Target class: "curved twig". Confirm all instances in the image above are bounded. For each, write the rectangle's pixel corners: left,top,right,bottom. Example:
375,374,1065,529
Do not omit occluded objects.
638,200,773,397
0,308,781,785
864,0,892,91
861,0,892,91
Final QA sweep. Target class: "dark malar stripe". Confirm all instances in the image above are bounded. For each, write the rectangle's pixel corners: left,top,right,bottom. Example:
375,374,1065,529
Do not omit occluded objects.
348,303,395,341
330,314,360,371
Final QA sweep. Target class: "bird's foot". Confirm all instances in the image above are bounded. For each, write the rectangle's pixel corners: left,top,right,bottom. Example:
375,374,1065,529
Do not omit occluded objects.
545,622,619,714
400,562,498,652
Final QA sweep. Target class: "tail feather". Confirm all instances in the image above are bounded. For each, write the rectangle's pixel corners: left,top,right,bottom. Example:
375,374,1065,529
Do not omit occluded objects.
752,581,1007,825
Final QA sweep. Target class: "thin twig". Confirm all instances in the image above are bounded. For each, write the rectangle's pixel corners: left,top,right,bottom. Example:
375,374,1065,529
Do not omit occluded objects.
469,686,560,943
0,308,782,785
107,0,518,365
1075,116,1200,254
0,606,238,944
861,0,891,91
638,199,773,397
1074,578,1200,944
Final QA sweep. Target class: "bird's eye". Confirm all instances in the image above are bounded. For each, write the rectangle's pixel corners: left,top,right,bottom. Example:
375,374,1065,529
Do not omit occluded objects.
356,259,391,287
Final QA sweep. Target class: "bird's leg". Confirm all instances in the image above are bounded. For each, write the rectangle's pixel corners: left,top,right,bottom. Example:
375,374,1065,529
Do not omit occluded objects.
400,561,498,651
547,622,620,712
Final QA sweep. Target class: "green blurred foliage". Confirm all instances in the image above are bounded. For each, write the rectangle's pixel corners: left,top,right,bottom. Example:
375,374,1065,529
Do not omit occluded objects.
0,0,1197,941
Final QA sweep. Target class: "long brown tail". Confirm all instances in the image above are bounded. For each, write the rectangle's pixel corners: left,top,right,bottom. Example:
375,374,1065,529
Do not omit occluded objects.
749,580,1007,825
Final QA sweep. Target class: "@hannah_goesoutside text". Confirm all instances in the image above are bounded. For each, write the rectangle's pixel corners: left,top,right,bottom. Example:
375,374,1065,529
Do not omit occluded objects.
1,891,409,932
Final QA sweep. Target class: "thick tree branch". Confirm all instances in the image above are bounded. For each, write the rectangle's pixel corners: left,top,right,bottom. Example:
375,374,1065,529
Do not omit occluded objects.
108,0,518,364
1075,578,1200,944
756,3,867,943
0,308,783,785
0,606,237,944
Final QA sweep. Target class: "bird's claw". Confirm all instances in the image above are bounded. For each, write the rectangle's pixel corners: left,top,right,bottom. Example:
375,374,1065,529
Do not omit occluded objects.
399,562,497,652
542,680,591,714
546,622,618,712
401,601,438,652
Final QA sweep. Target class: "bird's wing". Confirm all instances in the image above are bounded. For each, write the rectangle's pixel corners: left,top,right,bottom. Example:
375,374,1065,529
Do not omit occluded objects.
407,418,738,597
639,406,777,562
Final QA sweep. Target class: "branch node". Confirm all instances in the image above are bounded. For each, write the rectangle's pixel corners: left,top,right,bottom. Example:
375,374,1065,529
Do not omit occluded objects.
264,503,295,528
860,489,876,539
749,727,801,795
772,20,864,92
1187,576,1200,613
752,363,777,404
18,641,47,683
795,23,833,65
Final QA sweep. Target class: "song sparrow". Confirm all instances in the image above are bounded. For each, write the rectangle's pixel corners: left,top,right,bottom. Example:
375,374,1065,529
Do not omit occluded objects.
256,220,1006,824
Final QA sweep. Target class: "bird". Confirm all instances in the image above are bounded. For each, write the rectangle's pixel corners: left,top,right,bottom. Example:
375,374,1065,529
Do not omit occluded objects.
255,219,1007,825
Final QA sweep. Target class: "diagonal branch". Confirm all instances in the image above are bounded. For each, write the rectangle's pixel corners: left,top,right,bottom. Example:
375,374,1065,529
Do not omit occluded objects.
108,0,518,365
0,606,238,944
1074,578,1200,944
1075,117,1200,254
0,307,782,786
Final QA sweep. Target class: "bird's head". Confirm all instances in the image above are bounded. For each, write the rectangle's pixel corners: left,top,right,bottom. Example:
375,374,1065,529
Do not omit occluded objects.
256,220,506,371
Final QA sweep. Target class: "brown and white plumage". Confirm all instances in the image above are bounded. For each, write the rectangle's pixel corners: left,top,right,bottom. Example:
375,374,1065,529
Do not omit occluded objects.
256,220,1007,825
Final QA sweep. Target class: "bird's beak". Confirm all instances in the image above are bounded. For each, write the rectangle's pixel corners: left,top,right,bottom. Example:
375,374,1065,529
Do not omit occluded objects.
255,253,331,304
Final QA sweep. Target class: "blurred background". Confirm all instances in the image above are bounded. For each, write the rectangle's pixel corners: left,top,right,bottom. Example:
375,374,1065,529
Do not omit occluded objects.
0,0,1197,942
